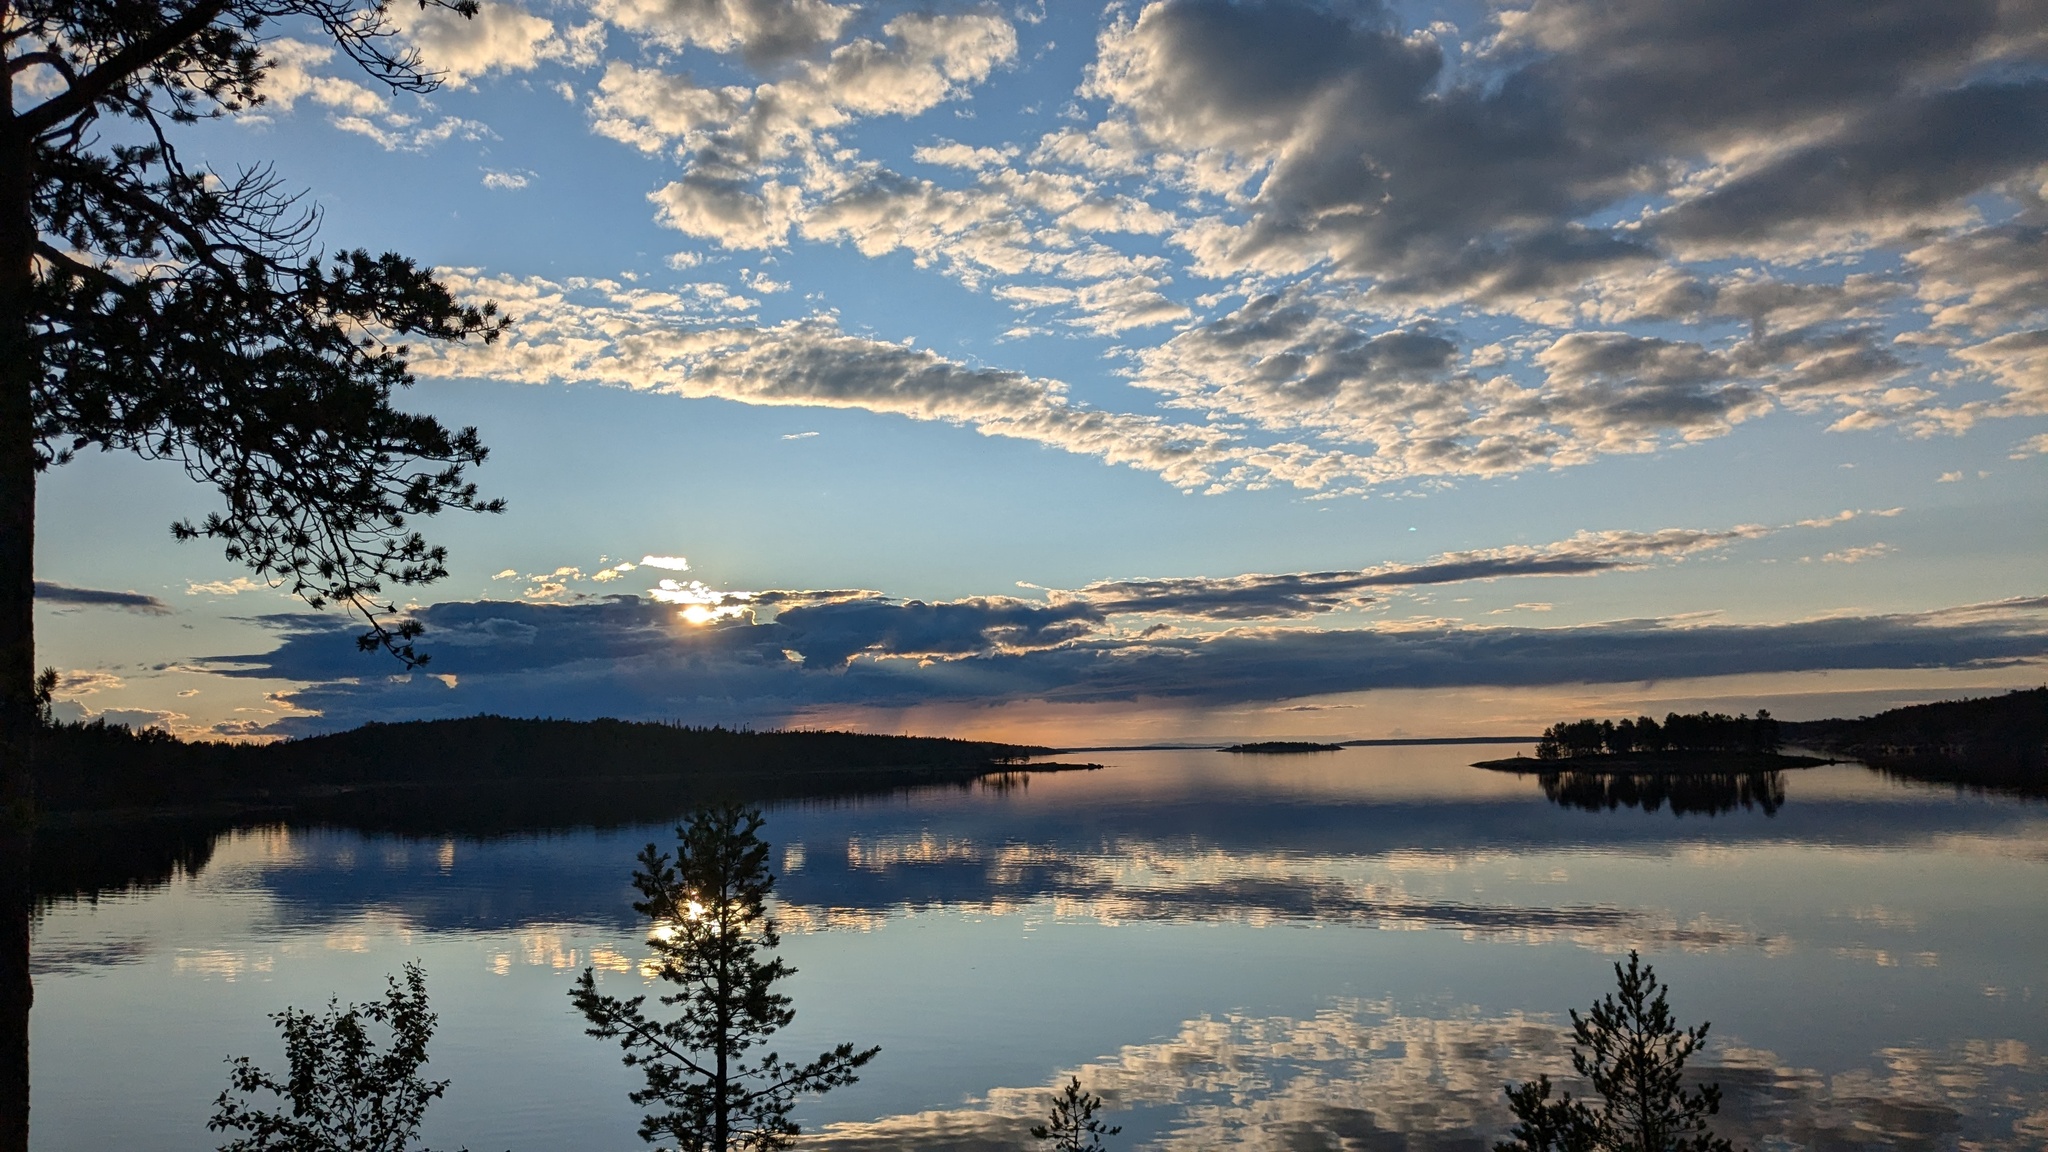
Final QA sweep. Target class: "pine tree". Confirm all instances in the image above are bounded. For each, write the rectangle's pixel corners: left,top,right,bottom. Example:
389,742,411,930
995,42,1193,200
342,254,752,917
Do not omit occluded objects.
4,4,505,1142
1030,1077,1121,1152
1497,951,1738,1152
571,804,878,1152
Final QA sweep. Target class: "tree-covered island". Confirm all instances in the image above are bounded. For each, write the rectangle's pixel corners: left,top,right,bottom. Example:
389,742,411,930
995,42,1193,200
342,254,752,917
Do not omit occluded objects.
1474,709,1826,773
1221,741,1345,754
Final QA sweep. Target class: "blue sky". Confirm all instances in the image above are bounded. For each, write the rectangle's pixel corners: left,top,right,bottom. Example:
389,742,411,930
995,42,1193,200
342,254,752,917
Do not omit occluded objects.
29,0,2048,741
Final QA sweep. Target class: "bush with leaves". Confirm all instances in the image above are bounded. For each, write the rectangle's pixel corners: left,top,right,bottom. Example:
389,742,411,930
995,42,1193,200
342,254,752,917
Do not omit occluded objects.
208,962,458,1152
1496,951,1738,1152
1030,1076,1121,1152
571,803,878,1152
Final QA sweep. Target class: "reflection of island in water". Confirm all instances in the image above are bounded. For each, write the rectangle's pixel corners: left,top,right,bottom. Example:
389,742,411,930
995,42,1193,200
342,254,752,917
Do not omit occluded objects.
1530,769,1787,816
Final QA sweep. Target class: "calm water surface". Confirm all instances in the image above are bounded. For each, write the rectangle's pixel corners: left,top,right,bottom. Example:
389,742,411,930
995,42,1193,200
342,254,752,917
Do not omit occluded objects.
29,747,2048,1151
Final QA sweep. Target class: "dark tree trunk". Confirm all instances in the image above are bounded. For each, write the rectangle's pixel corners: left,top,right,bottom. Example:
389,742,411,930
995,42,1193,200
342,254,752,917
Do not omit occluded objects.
0,97,40,1152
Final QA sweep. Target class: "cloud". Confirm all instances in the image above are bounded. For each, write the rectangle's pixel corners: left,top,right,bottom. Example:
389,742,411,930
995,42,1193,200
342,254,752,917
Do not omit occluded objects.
799,1003,2040,1152
410,272,1258,490
522,566,586,601
591,12,1016,172
187,577,269,597
51,670,124,697
1055,524,1773,620
33,582,172,615
1654,82,2048,255
394,0,560,87
210,588,2048,736
253,38,496,151
589,0,855,66
1081,0,2048,292
328,113,494,153
345,0,2048,486
256,39,389,117
639,555,691,570
648,579,754,624
1127,291,1773,482
1822,544,1894,565
481,169,533,190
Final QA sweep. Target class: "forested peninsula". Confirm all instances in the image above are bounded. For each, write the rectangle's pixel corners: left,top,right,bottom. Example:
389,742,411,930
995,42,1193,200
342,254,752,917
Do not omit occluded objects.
32,715,1061,826
1477,689,2046,794
1783,687,2046,793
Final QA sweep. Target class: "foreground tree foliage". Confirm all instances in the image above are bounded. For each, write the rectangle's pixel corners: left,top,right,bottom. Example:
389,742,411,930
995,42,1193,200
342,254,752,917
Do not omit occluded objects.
1497,952,1738,1152
2,0,504,1142
1030,1077,1121,1152
208,963,458,1152
571,804,879,1152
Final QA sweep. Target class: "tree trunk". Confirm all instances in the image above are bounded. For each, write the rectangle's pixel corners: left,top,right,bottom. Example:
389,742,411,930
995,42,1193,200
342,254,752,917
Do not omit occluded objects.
0,97,40,1152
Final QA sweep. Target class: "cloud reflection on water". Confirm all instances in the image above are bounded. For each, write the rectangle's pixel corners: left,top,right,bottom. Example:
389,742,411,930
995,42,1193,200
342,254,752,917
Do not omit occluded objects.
806,1001,2048,1152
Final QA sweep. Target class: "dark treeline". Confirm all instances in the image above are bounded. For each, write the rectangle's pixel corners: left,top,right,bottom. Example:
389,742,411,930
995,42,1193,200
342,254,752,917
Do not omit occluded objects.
1783,687,2046,794
31,714,1050,817
29,717,1066,909
1536,711,1781,760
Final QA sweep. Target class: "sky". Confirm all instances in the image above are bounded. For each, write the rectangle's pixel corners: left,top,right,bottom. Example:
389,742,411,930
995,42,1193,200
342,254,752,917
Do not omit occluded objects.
28,0,2048,743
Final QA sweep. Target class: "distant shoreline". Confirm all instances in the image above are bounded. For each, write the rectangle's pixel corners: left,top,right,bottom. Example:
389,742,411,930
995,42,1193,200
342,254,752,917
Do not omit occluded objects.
1472,751,1830,774
1055,735,1540,753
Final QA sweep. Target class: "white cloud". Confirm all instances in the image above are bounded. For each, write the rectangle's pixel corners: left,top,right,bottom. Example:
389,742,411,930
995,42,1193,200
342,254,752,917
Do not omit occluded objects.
187,576,270,596
394,0,558,87
482,169,533,190
257,40,388,116
639,555,692,570
254,38,496,152
330,113,494,153
53,670,124,697
589,0,855,64
410,271,1260,489
591,12,1017,168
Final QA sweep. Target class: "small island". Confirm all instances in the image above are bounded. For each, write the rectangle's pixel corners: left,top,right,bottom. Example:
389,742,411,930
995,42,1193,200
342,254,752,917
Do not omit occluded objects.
1223,741,1345,754
1473,710,1826,773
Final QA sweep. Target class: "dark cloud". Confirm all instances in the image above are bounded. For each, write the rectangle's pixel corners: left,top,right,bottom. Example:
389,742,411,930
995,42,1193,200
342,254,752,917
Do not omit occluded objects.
212,593,2048,736
1100,0,2048,299
1536,333,1759,432
33,581,171,615
773,596,1103,665
1656,81,2048,249
1062,526,1767,619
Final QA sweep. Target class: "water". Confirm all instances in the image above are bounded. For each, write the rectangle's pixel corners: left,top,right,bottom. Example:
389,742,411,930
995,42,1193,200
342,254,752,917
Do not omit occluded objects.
28,747,2048,1151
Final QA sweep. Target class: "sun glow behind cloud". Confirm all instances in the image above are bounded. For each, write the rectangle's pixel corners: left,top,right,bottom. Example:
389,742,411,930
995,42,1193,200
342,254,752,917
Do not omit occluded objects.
649,578,754,624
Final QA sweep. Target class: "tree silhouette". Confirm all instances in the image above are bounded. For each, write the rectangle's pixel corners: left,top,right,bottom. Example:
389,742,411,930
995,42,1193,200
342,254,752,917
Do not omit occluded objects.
1497,951,1738,1152
571,804,878,1152
2,1,504,1143
1030,1077,1121,1152
208,963,457,1152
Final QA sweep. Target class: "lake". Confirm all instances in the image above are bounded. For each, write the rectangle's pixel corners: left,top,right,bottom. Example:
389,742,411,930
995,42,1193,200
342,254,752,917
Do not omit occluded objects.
27,746,2048,1151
